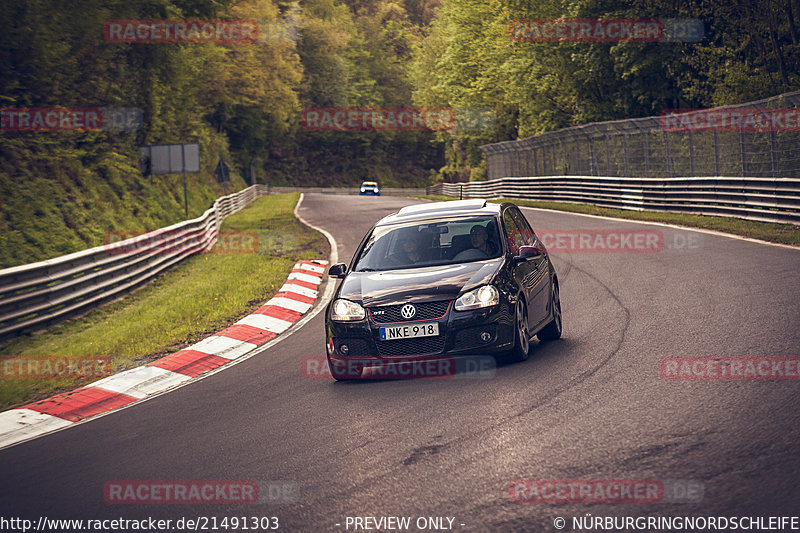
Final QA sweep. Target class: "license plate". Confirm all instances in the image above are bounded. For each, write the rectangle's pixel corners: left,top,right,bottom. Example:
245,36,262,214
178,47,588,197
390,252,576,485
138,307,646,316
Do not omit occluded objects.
380,322,439,341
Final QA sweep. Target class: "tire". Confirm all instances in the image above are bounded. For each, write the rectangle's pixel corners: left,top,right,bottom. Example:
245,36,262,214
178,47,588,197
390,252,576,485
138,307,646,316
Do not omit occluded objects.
507,298,530,363
328,358,364,381
537,282,562,341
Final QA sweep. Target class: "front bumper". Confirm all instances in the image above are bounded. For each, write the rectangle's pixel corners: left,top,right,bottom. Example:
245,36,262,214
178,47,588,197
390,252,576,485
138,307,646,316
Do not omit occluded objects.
325,298,515,365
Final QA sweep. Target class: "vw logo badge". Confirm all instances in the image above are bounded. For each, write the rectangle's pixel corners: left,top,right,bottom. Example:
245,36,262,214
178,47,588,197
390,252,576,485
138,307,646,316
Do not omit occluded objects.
401,304,416,319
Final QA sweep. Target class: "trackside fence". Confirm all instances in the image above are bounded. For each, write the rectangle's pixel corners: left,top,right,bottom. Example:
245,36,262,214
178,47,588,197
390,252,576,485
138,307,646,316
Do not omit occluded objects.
447,91,800,224
0,184,267,339
425,176,800,224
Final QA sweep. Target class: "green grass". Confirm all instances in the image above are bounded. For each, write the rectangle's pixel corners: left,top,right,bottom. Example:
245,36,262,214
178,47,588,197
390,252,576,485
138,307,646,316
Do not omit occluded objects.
0,133,249,269
415,195,800,246
0,193,328,410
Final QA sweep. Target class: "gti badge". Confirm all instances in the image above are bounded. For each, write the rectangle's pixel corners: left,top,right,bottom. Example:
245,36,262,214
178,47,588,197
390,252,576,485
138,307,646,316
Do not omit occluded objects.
401,304,416,319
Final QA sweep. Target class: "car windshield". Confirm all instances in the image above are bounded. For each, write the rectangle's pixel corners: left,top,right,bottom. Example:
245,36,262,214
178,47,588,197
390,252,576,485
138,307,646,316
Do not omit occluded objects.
354,216,502,271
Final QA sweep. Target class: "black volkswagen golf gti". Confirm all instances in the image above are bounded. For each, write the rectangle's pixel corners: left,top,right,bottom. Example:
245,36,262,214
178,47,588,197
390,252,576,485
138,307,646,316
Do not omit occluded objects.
325,199,562,380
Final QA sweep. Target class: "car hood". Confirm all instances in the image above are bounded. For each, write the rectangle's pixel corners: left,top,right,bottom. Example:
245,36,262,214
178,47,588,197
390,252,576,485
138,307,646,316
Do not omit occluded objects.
338,259,503,306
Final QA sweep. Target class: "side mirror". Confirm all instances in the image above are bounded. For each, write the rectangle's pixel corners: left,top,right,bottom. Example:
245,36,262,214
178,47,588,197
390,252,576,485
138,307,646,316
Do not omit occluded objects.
514,245,544,262
328,263,348,278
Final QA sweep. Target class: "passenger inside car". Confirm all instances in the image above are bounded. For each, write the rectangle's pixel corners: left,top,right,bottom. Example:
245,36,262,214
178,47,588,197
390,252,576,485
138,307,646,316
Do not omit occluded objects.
448,234,472,259
470,224,499,256
453,224,500,260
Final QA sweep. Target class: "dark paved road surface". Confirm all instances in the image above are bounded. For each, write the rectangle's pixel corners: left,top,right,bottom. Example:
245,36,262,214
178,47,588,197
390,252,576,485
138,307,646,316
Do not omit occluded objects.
2,194,799,532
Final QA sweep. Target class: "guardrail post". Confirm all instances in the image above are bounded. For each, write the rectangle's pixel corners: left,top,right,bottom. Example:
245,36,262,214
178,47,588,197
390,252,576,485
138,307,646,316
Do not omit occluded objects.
714,129,720,176
643,132,650,177
541,144,548,176
664,131,674,178
770,130,779,177
588,136,596,176
523,146,531,176
740,131,748,176
623,134,630,177
688,131,695,177
604,134,611,176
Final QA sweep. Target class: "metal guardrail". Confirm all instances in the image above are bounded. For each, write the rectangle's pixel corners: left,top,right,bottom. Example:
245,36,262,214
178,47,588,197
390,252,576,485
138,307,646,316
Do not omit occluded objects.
468,91,800,224
0,184,267,339
427,176,800,224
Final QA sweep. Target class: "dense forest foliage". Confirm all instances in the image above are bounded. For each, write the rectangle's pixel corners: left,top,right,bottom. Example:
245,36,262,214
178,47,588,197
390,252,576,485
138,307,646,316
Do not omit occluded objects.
0,0,797,266
412,0,799,181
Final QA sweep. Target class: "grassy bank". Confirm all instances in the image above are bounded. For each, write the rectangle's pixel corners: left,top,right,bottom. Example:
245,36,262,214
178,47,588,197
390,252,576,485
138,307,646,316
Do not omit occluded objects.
417,195,800,246
0,133,248,270
0,193,328,410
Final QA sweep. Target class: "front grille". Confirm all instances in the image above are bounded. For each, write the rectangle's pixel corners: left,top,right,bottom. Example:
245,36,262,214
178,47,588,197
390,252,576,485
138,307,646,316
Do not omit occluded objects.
376,335,446,357
369,300,451,324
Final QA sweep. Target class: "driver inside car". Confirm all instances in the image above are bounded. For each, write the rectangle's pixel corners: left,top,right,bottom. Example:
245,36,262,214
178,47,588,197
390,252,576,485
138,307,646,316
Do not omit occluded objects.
390,230,426,266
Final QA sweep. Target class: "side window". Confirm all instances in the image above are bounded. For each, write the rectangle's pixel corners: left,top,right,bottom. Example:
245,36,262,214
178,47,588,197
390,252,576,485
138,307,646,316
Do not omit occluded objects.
503,210,522,254
510,208,535,247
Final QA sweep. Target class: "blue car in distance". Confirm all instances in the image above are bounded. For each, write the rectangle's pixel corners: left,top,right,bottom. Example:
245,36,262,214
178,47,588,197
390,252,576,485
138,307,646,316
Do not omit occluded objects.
359,181,380,196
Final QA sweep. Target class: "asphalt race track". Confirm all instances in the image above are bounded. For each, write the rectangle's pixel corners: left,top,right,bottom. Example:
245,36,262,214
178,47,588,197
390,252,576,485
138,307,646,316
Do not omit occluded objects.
1,193,799,532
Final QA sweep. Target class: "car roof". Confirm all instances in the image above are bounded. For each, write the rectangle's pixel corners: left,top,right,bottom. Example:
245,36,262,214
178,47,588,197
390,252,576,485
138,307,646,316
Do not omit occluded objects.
376,199,503,226
361,181,378,185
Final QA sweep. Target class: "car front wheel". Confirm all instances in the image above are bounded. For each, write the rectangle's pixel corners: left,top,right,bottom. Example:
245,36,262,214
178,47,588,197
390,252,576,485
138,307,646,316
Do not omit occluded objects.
538,282,562,341
507,298,530,363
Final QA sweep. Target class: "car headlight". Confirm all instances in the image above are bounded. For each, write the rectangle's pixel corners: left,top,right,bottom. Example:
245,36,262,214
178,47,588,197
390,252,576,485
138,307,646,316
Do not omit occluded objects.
360,188,366,192
455,285,499,311
331,299,366,321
